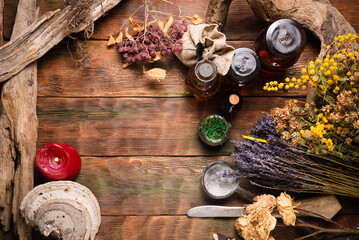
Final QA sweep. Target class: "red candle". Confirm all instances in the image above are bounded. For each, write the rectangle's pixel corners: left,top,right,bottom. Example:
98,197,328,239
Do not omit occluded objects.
35,143,81,180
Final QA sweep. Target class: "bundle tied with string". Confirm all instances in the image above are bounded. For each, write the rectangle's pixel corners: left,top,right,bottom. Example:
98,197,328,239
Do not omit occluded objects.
175,24,235,75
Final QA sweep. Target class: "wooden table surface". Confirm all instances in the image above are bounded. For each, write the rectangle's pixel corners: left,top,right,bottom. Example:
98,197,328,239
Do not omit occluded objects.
3,0,359,239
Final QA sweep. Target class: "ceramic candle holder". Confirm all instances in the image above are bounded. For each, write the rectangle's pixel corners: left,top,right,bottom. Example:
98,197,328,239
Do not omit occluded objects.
35,143,81,181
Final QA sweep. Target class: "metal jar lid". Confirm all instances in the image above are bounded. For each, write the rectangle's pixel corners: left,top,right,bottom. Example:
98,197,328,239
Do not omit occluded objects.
265,19,307,57
195,59,218,83
227,48,261,85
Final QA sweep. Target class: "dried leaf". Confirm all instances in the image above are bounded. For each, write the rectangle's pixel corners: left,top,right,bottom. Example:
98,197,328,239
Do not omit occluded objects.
122,62,132,68
125,27,134,41
146,20,156,27
157,20,164,31
144,67,166,81
129,17,142,33
148,51,162,63
186,14,203,25
115,32,123,43
108,35,116,46
164,16,173,34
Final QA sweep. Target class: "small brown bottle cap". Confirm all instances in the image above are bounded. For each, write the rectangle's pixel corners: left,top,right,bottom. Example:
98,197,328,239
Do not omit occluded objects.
229,94,240,105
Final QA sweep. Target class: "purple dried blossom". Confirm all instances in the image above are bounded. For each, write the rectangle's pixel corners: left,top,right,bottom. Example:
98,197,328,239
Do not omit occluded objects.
231,115,359,197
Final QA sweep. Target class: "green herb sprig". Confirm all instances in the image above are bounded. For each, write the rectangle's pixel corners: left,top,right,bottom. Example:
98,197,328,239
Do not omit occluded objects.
201,115,231,142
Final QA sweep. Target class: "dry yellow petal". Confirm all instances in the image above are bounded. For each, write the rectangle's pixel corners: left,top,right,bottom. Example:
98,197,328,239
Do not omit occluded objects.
269,236,275,240
129,17,142,33
122,62,132,68
164,16,173,34
186,14,203,25
157,20,164,31
107,35,116,46
125,27,134,41
276,192,298,226
115,32,123,43
148,51,162,63
144,68,166,81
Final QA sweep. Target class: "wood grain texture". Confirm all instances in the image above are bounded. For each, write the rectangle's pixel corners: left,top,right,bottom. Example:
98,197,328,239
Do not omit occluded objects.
37,97,296,156
3,0,359,41
0,0,37,237
0,0,123,83
246,0,356,59
44,215,357,240
0,0,3,45
206,0,233,31
39,156,357,217
37,40,318,98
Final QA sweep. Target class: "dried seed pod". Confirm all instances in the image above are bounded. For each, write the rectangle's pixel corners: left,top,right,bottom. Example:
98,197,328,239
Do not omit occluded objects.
20,181,101,240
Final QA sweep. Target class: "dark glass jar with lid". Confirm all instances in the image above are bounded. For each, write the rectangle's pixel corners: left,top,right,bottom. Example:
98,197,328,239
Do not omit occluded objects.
255,19,306,73
185,59,222,100
223,48,261,90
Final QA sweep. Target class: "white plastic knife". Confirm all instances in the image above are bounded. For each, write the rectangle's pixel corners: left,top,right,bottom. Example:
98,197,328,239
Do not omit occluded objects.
187,205,246,218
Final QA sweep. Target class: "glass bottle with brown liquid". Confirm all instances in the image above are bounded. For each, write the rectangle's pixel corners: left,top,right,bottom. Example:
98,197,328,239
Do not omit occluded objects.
218,91,243,116
223,48,261,91
185,59,222,100
255,19,306,74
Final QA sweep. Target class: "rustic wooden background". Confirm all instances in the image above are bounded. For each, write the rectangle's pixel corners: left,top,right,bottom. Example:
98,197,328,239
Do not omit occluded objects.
3,0,359,239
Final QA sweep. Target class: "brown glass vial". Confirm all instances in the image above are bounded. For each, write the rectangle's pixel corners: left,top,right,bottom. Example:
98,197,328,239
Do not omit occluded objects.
218,91,243,116
185,59,222,100
255,19,306,73
223,48,261,90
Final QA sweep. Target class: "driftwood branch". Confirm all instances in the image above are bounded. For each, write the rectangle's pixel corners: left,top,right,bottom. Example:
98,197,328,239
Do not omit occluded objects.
0,0,37,238
206,0,355,58
0,0,122,83
0,0,3,46
245,0,356,58
0,0,122,237
205,0,233,31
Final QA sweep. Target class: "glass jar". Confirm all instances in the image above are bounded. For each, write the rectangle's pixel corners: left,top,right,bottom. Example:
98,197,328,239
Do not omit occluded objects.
223,48,261,90
255,19,306,73
218,91,243,116
185,59,222,100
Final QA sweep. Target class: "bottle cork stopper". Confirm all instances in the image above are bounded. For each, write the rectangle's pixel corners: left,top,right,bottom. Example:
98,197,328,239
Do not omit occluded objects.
229,94,240,105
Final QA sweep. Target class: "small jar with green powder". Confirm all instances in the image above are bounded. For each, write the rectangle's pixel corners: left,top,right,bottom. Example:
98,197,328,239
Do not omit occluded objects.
198,115,231,146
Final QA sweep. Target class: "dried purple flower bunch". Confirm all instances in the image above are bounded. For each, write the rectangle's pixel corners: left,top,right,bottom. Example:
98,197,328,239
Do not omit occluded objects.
230,115,359,197
118,19,188,64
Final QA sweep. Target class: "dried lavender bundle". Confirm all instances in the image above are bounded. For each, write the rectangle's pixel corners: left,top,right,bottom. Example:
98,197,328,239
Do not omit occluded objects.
230,115,359,197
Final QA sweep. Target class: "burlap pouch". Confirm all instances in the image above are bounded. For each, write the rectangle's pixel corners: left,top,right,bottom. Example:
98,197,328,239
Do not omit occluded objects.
175,24,235,76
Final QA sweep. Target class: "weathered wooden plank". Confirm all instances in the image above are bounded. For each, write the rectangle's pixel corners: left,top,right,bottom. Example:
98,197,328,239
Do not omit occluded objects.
4,0,359,41
37,97,297,156
41,156,357,216
31,215,359,240
37,40,317,98
72,156,246,215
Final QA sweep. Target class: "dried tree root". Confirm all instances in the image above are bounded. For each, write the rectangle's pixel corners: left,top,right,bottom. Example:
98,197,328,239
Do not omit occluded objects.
0,0,37,238
0,0,3,45
205,0,233,31
246,0,356,58
0,0,122,83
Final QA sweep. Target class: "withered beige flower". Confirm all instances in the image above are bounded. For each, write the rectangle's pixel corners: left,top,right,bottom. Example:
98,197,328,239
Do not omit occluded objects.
276,192,299,226
235,194,277,240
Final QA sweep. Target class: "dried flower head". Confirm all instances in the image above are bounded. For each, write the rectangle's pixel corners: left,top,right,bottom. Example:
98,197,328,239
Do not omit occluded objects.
276,192,299,226
235,194,277,240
